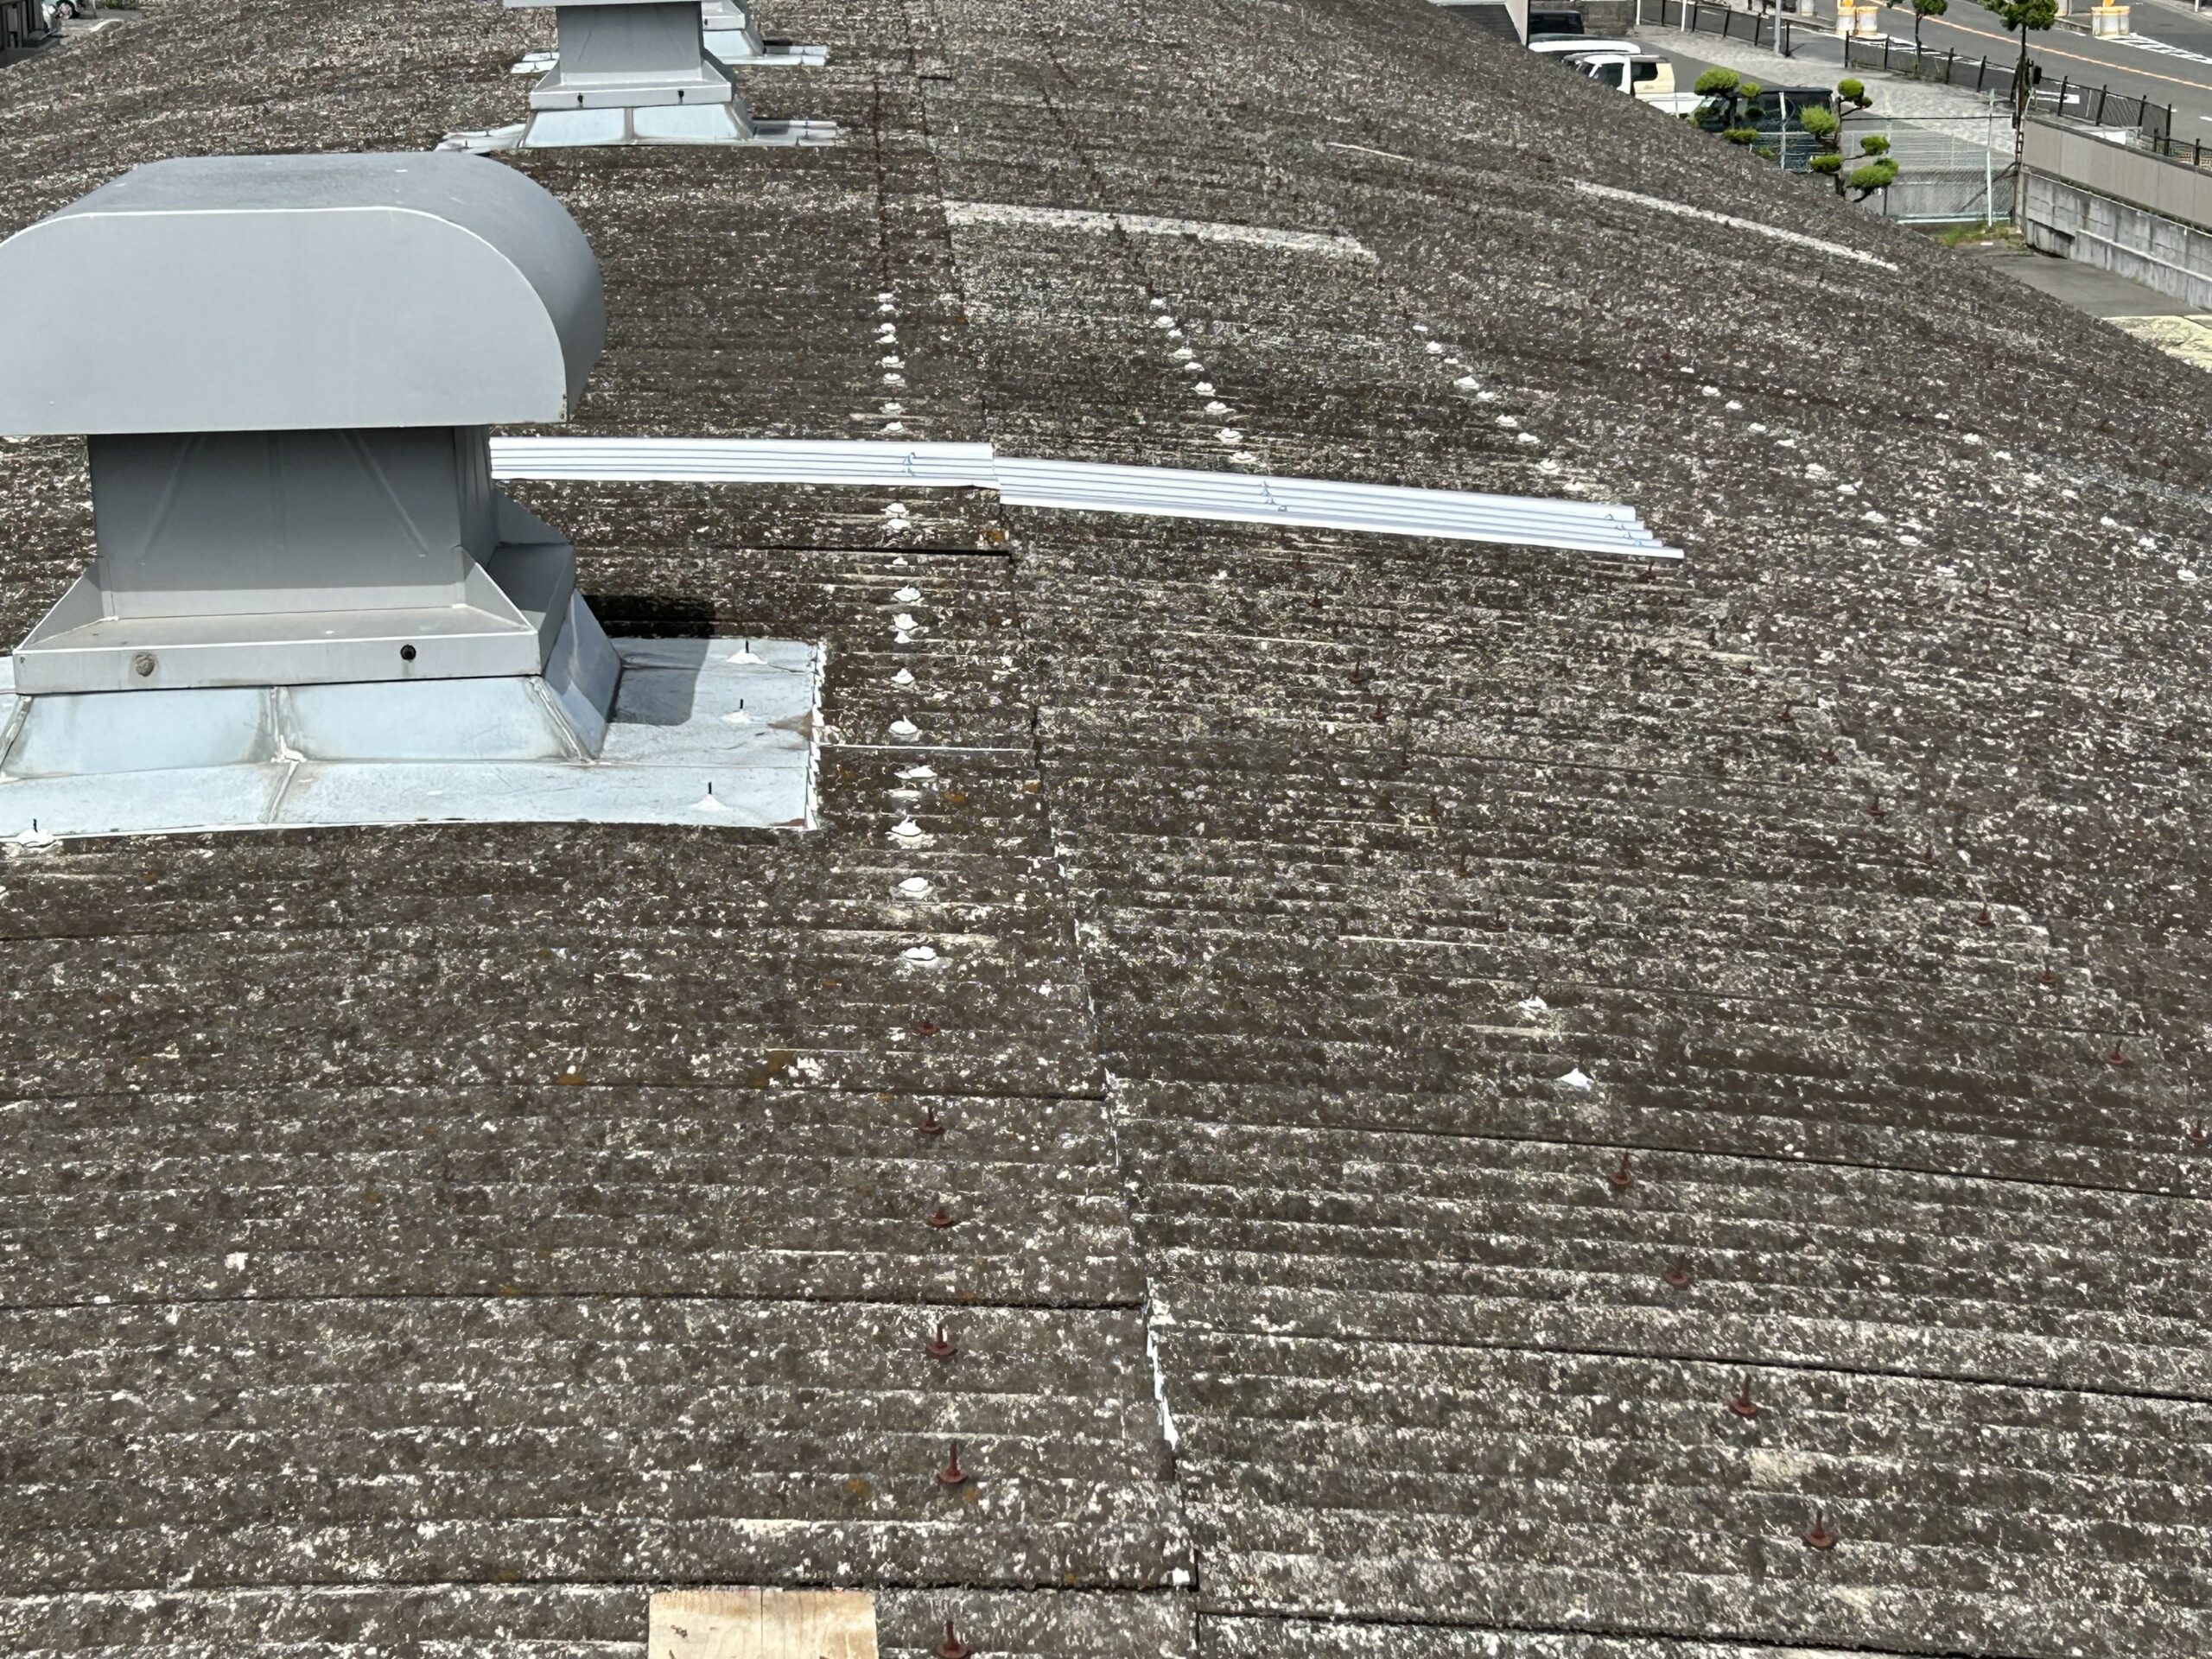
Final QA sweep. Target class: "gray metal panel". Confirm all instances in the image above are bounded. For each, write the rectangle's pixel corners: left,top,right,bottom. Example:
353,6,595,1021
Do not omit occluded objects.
5,687,276,778
85,429,493,620
281,678,581,763
526,2,733,110
0,153,606,435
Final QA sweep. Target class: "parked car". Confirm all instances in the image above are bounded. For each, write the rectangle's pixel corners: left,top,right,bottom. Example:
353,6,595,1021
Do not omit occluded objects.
1690,83,1834,168
1569,51,1680,104
1531,35,1641,57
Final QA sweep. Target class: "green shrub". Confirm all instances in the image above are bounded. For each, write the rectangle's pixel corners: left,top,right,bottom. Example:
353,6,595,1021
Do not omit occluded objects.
1848,157,1899,194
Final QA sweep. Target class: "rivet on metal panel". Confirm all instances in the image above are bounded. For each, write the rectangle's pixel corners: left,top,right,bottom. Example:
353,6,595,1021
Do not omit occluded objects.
926,1204,957,1230
131,653,156,678
937,1442,968,1486
926,1321,957,1360
1729,1378,1760,1421
1607,1152,1634,1192
1803,1511,1839,1550
937,1620,972,1659
1663,1255,1693,1290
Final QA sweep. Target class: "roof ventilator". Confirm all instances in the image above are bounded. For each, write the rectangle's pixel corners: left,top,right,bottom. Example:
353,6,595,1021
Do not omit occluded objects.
451,0,836,152
0,154,819,840
701,0,827,67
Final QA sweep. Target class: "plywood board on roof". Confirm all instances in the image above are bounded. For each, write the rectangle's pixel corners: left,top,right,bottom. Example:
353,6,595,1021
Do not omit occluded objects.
650,1588,878,1659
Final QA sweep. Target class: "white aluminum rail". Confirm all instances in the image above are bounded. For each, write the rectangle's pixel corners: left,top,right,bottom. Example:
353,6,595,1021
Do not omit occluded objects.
490,436,999,488
991,458,1675,557
489,436,1680,558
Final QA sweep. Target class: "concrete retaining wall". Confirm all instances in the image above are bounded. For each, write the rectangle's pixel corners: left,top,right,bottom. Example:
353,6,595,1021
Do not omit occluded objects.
2018,118,2212,309
2020,123,2212,308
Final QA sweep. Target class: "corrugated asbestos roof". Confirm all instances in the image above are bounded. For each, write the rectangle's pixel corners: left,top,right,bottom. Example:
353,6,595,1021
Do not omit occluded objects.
4,0,2212,1656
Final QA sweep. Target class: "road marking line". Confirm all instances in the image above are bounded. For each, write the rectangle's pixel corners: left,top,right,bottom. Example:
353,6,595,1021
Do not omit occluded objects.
1929,16,2212,93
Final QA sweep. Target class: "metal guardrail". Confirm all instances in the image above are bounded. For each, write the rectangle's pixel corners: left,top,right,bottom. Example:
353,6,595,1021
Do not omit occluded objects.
1637,2,2176,142
1641,0,1809,55
490,438,1683,559
1841,35,2174,141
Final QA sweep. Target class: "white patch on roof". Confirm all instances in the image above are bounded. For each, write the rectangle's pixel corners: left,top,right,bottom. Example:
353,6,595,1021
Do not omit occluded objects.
1573,180,1900,272
1144,1289,1182,1452
944,200,1377,262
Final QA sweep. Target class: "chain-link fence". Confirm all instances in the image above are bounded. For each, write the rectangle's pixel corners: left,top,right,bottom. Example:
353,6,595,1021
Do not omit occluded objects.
1712,107,2012,221
1861,110,2014,221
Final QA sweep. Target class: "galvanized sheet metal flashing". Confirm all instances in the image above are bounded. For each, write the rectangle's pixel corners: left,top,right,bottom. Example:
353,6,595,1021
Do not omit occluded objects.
488,437,1681,558
0,638,821,843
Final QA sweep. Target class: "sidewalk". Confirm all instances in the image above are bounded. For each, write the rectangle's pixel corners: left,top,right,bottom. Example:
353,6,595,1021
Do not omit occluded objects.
1645,21,2016,153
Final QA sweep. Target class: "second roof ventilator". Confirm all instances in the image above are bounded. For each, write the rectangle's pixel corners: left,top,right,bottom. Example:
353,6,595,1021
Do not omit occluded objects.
452,0,834,151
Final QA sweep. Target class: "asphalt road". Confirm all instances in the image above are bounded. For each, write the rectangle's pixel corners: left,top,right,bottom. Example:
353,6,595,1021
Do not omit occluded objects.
1752,0,2212,129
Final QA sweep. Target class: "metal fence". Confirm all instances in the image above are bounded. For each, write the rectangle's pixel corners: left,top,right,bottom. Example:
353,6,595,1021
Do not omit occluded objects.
1640,0,1810,55
1864,110,2014,221
1840,35,2173,141
0,0,49,58
1714,106,2012,220
2128,127,2212,169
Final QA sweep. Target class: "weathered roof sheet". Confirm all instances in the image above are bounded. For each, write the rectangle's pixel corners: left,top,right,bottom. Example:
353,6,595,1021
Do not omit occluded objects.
3,0,2212,1654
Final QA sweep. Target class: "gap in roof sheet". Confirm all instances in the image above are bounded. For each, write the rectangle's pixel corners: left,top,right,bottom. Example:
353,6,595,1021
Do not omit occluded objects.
0,638,821,843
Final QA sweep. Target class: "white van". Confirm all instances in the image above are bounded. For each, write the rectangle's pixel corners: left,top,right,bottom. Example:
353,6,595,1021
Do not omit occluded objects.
1569,51,1679,104
1530,35,1641,57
